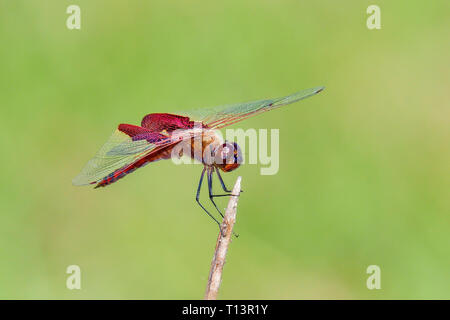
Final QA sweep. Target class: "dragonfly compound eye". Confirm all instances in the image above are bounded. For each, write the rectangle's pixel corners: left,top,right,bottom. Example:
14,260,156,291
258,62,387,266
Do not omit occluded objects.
214,142,242,172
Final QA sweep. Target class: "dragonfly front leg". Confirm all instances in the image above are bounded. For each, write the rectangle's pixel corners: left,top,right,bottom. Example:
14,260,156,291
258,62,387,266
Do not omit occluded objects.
210,167,243,198
215,167,231,192
208,168,239,238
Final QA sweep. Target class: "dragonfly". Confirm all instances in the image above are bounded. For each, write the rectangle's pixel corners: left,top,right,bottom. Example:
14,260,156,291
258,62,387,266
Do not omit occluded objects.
73,86,325,230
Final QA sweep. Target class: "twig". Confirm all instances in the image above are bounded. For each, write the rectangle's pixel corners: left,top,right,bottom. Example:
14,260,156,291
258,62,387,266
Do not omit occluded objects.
204,176,242,300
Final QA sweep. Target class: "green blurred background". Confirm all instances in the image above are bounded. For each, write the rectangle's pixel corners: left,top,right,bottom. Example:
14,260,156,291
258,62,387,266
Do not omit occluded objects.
0,0,448,299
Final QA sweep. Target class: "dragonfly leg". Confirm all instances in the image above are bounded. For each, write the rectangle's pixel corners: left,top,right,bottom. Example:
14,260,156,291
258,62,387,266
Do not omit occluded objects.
207,169,225,219
196,167,222,232
209,168,239,238
215,167,231,192
210,167,243,197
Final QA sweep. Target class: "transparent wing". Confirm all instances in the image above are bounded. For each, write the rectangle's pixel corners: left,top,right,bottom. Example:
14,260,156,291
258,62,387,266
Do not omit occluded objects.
72,129,173,186
107,139,152,156
178,86,324,129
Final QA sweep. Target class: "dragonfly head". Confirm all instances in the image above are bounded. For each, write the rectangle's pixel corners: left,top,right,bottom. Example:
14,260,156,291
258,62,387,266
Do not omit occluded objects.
214,141,242,172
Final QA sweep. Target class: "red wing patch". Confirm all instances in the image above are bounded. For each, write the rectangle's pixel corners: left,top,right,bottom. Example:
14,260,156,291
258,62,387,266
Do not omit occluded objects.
95,115,197,188
141,113,195,132
118,124,168,143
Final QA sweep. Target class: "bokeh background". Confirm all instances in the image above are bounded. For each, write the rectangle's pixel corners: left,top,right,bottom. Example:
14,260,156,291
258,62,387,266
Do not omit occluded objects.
0,0,448,299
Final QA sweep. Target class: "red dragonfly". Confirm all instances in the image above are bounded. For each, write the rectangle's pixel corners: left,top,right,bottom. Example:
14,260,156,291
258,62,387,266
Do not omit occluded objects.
73,86,324,228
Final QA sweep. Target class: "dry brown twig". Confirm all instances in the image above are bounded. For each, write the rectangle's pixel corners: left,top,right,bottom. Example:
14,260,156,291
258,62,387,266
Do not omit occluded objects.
204,176,242,300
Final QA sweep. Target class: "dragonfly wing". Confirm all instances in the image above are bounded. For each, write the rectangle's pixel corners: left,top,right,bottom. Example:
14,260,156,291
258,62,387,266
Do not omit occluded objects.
72,128,172,186
178,86,324,129
74,86,324,187
107,139,153,156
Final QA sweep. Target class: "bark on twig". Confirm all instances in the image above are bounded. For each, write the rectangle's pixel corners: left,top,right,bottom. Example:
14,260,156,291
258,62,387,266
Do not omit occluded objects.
204,176,242,300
